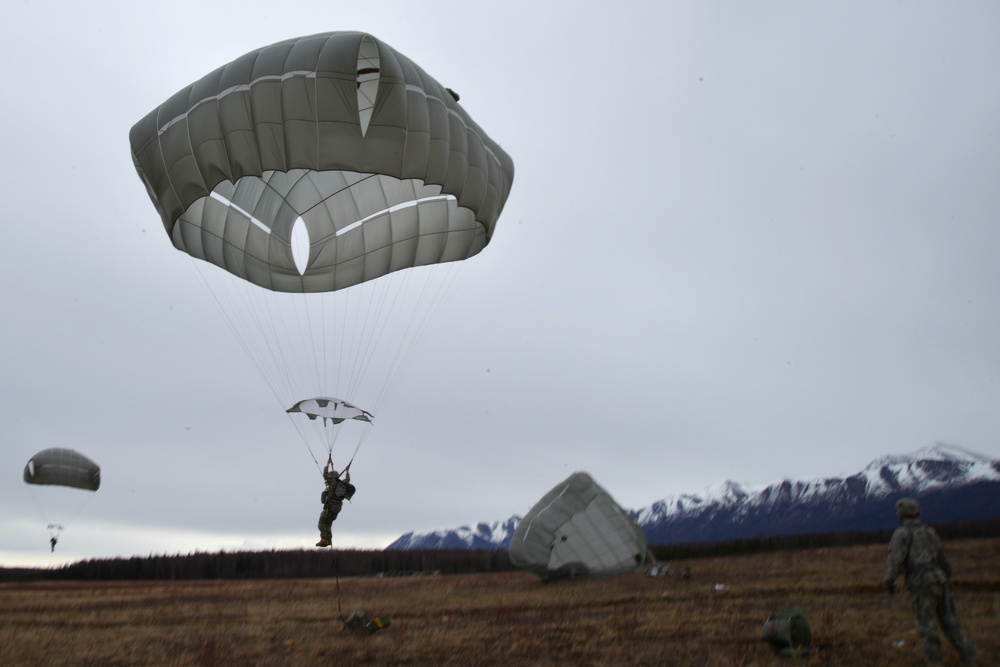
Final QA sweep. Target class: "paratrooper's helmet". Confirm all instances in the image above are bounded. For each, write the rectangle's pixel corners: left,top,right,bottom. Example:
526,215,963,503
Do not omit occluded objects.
894,497,921,517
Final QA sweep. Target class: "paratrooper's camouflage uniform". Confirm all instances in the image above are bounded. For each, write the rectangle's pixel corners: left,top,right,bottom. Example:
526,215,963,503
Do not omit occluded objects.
317,465,351,544
882,498,975,665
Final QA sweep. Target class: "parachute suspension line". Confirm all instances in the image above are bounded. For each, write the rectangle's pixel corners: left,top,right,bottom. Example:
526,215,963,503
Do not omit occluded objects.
321,265,453,424
335,283,358,404
62,491,97,529
346,272,408,407
259,283,339,407
332,552,345,622
340,279,378,401
187,260,293,406
278,288,381,472
185,231,472,472
26,485,50,527
284,409,372,473
333,269,410,407
190,260,337,471
26,485,96,535
337,173,400,404
296,290,327,403
302,262,471,472
285,412,324,471
263,287,308,401
318,261,467,464
339,430,366,468
369,261,469,415
190,257,351,414
322,420,370,471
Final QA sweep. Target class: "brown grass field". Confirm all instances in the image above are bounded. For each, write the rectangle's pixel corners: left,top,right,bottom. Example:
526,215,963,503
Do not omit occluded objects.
1,539,998,666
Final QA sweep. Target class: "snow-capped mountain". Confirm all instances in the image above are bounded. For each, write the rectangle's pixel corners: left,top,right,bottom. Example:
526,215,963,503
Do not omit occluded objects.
387,443,1000,550
638,442,1000,545
389,517,520,550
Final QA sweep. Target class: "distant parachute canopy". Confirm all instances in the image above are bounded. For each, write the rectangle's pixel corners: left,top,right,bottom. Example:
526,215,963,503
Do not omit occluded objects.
129,31,514,294
287,397,374,425
23,448,101,492
508,472,649,580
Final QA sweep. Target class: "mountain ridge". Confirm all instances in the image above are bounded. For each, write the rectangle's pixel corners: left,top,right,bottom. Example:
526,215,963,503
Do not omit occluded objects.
387,443,1000,550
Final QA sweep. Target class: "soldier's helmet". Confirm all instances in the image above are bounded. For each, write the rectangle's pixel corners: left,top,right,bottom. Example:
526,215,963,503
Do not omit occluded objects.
894,497,921,517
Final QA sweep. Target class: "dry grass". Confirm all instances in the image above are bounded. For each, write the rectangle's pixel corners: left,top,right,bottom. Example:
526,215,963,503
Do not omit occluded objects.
1,539,998,666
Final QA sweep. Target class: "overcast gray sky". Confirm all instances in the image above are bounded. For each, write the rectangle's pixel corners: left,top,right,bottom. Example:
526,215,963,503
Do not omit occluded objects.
3,1,999,567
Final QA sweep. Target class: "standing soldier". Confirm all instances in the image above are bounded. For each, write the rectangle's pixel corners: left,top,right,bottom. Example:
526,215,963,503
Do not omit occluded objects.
882,497,976,665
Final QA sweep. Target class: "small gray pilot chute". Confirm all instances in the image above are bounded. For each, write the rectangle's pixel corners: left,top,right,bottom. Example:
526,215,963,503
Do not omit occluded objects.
286,397,373,468
287,397,374,425
508,472,649,580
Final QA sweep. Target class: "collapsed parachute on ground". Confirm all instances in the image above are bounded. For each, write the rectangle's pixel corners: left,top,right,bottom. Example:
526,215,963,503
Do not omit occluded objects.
129,31,514,294
508,472,650,580
23,448,101,492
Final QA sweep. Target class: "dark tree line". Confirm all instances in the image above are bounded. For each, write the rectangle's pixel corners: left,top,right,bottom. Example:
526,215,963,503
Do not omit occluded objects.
649,517,1000,562
3,518,997,583
1,548,514,582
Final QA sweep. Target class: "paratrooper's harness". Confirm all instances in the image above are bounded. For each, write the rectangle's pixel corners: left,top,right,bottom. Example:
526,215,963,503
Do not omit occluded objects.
322,477,356,514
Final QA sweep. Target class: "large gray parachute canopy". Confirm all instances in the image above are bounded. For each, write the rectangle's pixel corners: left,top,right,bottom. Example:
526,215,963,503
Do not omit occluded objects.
23,448,101,492
508,472,649,580
129,32,515,293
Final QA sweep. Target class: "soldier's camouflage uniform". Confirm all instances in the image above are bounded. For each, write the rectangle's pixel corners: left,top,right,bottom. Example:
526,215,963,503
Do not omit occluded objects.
883,517,975,664
317,467,350,541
